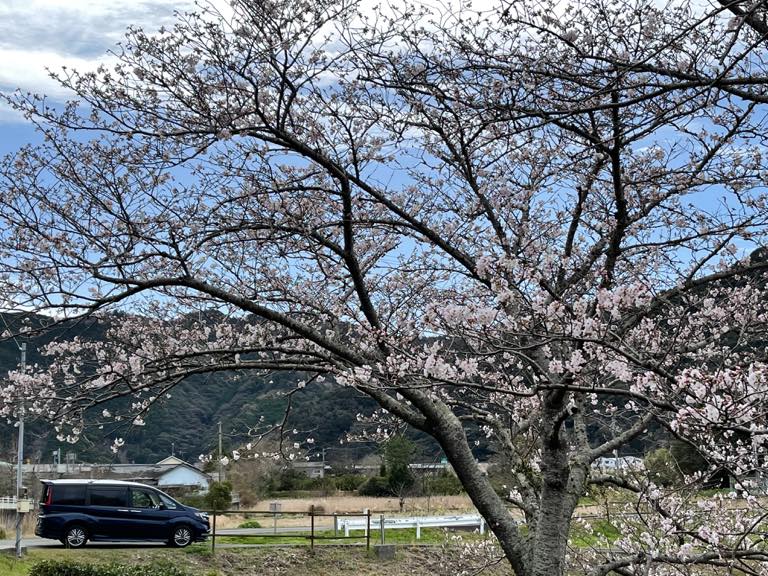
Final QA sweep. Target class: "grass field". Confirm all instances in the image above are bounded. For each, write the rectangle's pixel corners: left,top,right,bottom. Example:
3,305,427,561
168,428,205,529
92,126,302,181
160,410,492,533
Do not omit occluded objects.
214,527,480,546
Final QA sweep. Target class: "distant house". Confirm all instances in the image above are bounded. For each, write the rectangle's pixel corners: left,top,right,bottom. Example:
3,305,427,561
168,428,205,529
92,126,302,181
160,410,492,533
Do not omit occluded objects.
592,456,644,471
290,461,327,479
21,456,211,493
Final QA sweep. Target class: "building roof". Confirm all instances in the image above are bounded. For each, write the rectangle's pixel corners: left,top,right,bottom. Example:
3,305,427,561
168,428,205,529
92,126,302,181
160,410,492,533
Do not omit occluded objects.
156,455,186,466
26,458,211,487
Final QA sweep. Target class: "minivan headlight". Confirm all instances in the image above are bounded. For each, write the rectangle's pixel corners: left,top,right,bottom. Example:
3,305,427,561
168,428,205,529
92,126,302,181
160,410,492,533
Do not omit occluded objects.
195,512,209,520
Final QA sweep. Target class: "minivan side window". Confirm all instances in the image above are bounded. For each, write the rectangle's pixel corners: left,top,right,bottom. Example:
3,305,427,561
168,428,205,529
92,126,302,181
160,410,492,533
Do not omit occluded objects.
158,493,177,509
52,485,86,505
89,487,128,507
131,489,161,509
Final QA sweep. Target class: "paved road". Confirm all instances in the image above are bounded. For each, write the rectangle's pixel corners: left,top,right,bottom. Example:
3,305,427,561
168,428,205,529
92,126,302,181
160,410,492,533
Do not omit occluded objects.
0,526,328,551
0,538,169,550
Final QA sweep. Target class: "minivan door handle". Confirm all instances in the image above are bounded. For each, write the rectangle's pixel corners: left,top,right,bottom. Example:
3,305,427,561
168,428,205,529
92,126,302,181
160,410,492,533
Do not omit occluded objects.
129,509,142,513
117,509,130,512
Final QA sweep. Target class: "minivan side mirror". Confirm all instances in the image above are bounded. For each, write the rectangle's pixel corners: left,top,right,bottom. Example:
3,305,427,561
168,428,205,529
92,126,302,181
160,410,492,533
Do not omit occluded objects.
158,503,167,510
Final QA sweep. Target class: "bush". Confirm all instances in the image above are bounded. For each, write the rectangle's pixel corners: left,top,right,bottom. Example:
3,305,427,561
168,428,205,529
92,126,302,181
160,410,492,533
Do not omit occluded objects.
236,489,259,508
273,469,313,492
333,474,366,492
205,480,233,511
645,448,682,486
358,476,390,497
176,493,206,509
237,519,262,529
426,471,464,495
30,560,191,576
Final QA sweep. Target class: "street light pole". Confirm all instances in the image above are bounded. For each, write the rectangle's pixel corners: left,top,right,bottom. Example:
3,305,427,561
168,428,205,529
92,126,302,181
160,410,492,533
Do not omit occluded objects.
15,342,26,558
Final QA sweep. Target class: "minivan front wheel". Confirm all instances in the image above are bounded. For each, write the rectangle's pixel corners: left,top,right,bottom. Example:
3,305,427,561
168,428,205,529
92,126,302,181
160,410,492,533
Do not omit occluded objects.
169,525,193,547
63,524,88,548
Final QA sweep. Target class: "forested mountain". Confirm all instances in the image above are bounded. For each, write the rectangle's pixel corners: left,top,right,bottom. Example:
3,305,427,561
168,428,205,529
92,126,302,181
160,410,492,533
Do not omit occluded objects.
0,314,376,466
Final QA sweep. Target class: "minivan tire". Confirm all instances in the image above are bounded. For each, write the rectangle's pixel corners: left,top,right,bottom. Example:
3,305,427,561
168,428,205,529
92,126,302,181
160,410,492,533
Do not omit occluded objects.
169,525,193,547
62,524,88,548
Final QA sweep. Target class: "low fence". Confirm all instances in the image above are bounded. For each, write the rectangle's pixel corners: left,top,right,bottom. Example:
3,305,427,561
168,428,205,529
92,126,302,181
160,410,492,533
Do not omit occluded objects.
205,508,488,553
207,506,373,553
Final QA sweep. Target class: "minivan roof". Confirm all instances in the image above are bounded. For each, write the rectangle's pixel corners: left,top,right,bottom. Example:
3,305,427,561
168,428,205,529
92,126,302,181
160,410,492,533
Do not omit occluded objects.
41,479,156,488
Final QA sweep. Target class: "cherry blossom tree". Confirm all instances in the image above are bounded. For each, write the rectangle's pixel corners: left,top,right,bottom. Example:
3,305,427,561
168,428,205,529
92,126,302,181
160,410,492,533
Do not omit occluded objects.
3,0,768,574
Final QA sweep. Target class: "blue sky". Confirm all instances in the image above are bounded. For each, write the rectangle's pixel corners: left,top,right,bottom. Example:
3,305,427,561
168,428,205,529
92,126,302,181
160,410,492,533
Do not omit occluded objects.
0,0,207,157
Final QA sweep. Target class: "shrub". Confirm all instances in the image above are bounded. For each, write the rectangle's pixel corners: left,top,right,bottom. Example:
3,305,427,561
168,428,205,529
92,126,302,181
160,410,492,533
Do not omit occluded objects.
30,560,191,576
358,476,390,497
205,481,233,511
426,471,464,495
645,448,682,486
237,520,262,529
176,493,206,509
236,489,259,508
333,474,366,492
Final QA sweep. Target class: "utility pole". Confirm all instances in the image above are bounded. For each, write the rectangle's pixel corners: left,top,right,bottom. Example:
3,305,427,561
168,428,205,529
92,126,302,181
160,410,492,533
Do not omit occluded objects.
218,421,224,482
15,342,26,558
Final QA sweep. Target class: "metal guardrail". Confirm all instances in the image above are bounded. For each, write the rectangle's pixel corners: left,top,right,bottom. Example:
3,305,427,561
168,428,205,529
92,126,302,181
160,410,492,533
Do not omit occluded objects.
337,514,485,539
0,497,35,511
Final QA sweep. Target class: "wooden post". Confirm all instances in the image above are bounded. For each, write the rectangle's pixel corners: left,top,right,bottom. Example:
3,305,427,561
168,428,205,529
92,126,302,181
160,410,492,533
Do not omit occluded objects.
366,509,371,550
333,512,338,537
379,514,385,544
310,505,315,552
211,508,217,554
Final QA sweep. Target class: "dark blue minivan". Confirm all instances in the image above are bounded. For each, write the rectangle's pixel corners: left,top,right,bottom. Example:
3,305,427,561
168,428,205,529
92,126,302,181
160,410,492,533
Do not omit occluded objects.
35,479,210,547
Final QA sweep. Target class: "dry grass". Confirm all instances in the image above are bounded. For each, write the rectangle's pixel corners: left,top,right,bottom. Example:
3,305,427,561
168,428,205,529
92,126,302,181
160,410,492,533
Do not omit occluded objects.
212,495,476,529
0,511,37,538
249,495,475,514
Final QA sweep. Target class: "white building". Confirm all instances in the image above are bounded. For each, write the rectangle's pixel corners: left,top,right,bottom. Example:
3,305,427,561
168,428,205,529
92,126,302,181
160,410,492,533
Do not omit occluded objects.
16,455,212,493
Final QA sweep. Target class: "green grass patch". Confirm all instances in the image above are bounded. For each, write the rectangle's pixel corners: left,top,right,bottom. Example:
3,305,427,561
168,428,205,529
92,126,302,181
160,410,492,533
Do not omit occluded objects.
569,520,621,548
236,520,262,529
215,527,483,546
0,553,36,576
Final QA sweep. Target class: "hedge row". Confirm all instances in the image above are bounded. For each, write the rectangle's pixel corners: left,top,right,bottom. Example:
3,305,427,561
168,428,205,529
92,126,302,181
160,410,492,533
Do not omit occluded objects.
29,560,191,576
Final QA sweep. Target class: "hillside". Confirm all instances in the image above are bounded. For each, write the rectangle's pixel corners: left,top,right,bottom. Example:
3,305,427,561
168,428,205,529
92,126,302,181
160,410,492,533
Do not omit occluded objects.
0,313,376,466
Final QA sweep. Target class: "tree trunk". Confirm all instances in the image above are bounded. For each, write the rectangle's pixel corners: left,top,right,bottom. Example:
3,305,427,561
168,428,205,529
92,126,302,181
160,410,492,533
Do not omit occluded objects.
530,478,572,576
425,401,530,575
529,403,580,576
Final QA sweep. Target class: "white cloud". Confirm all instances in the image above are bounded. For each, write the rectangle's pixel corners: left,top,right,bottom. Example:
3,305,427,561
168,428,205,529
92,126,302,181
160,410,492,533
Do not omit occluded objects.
0,0,202,120
0,0,496,125
0,48,119,99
